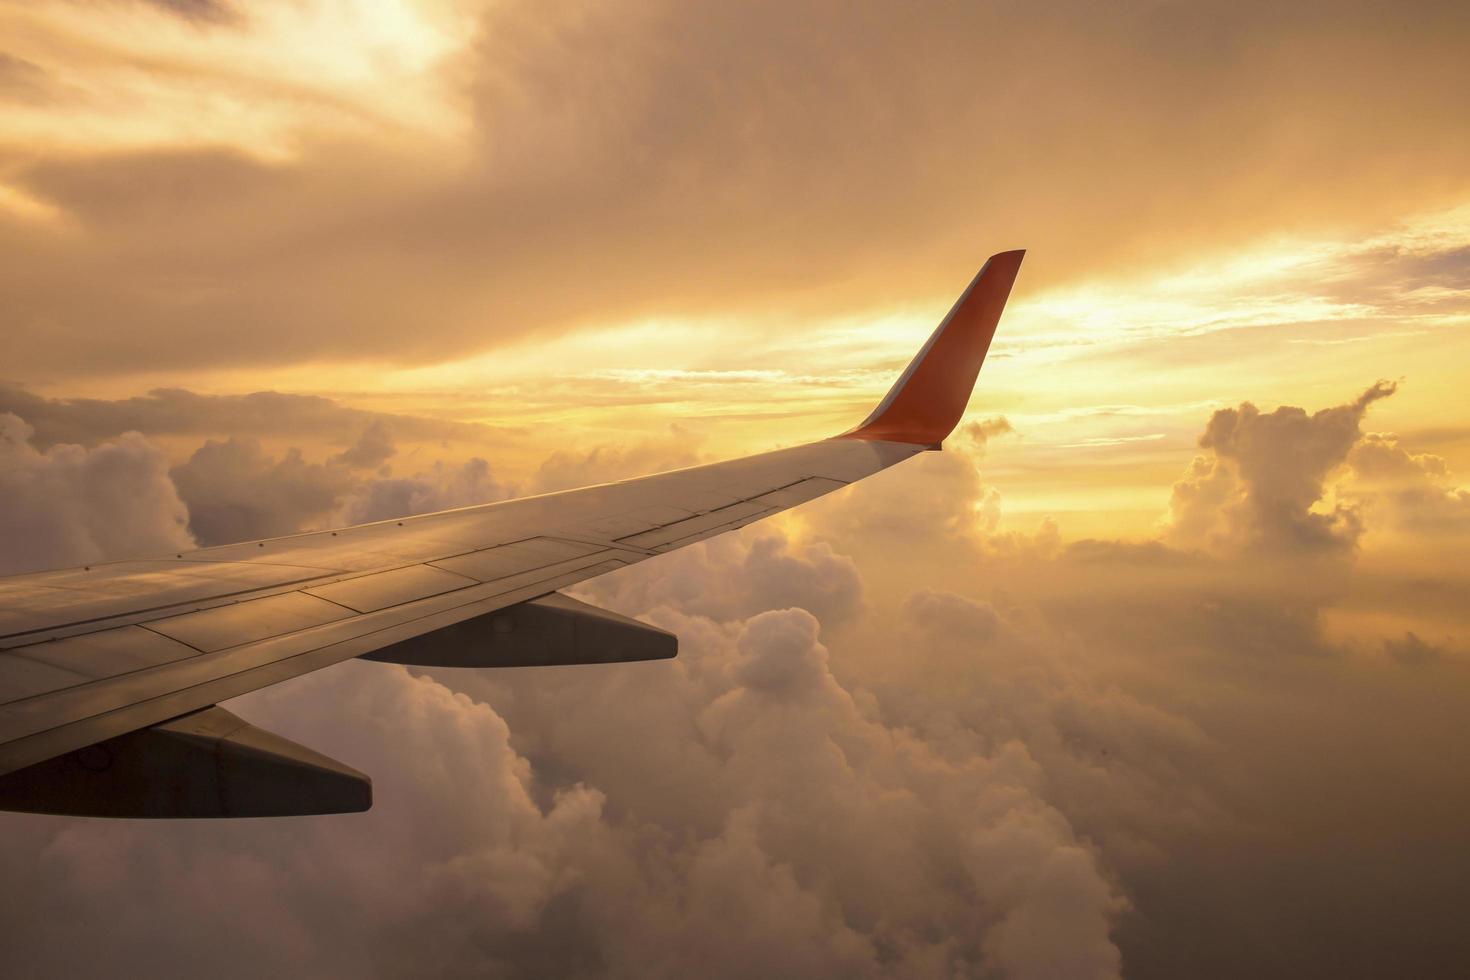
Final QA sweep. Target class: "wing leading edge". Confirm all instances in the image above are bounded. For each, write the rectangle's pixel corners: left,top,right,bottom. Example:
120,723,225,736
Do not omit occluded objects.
0,250,1024,816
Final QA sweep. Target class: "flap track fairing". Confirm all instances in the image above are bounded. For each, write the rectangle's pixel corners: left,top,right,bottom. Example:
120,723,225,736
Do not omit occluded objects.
0,705,370,818
360,591,677,668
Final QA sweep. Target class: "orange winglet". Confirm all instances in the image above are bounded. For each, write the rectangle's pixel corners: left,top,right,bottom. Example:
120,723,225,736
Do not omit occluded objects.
839,249,1024,446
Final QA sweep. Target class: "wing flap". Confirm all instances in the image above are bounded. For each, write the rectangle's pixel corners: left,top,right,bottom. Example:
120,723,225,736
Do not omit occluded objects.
570,505,698,539
304,564,478,614
146,592,355,653
0,560,334,639
616,500,773,550
12,625,200,679
427,537,603,582
751,477,849,509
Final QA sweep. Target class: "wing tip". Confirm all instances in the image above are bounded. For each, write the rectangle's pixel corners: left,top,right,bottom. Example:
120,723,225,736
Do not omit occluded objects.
839,249,1025,445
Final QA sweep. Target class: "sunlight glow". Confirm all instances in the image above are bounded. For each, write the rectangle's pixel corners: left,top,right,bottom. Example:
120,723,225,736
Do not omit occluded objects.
0,0,477,159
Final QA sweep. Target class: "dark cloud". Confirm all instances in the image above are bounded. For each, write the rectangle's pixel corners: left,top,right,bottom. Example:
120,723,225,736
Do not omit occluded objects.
1166,382,1396,553
0,52,51,104
329,420,396,470
1320,242,1470,312
530,427,705,494
0,413,192,575
170,431,513,545
139,0,236,22
6,1,1470,377
170,437,354,543
0,395,513,553
1384,631,1443,666
334,457,513,525
585,528,865,629
957,416,1013,448
1345,432,1470,536
0,385,503,451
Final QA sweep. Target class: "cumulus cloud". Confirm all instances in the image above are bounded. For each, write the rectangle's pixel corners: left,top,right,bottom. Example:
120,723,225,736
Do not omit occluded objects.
329,420,397,471
0,413,192,574
423,589,1125,978
0,385,497,451
334,457,514,526
583,527,865,629
1164,382,1397,553
0,534,1126,979
1345,431,1470,537
529,426,707,495
0,394,518,561
0,661,608,978
0,393,519,557
170,428,513,545
956,416,1014,451
170,437,355,544
4,385,1470,979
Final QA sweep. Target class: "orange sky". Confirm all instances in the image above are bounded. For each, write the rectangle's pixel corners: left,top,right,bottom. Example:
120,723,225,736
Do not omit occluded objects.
4,0,1469,544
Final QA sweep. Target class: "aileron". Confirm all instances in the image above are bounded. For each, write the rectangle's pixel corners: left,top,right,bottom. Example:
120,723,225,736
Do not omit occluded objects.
14,626,198,681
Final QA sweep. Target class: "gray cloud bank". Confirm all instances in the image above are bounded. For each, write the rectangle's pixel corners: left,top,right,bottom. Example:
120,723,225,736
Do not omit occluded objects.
0,386,709,568
2,386,1470,978
0,409,517,573
0,413,192,572
0,385,503,451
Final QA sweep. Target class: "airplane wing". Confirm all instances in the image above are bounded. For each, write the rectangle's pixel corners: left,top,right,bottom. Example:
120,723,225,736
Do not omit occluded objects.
0,250,1024,817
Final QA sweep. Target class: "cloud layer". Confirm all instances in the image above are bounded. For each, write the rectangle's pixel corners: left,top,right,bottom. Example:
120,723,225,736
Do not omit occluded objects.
3,0,1470,379
3,385,1470,977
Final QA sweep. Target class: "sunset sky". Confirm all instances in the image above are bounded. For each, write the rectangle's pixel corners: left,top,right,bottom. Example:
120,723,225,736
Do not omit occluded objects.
3,2,1470,978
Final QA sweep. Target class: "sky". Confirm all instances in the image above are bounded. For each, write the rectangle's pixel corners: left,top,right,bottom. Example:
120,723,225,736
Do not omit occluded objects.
2,1,1470,977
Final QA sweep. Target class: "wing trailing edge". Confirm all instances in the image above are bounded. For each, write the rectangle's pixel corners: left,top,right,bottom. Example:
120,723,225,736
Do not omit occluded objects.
840,249,1024,446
